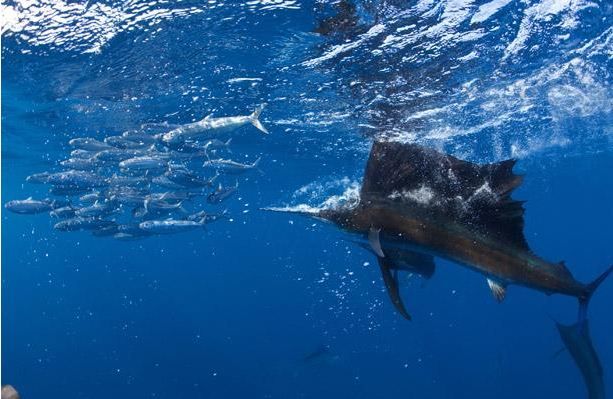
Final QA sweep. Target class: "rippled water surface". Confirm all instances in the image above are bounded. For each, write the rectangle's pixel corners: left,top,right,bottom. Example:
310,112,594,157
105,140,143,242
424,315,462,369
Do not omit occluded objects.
2,1,612,398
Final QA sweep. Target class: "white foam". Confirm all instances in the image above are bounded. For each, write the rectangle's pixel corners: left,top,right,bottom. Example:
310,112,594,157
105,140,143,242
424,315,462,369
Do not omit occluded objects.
503,0,597,60
302,24,386,67
470,0,512,24
389,185,436,205
2,0,204,53
266,180,361,215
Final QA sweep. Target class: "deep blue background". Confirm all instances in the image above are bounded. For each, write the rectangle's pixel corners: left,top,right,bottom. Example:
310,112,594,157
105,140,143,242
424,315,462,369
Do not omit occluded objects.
2,1,612,398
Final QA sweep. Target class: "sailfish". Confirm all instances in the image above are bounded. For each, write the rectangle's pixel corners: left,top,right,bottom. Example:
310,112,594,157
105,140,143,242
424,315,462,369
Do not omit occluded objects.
269,141,611,398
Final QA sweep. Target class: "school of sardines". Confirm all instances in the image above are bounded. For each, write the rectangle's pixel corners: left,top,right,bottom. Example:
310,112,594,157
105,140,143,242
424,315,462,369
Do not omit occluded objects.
4,105,269,240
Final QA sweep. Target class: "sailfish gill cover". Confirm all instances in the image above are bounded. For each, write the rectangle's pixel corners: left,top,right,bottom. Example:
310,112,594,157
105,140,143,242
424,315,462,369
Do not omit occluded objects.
1,1,612,398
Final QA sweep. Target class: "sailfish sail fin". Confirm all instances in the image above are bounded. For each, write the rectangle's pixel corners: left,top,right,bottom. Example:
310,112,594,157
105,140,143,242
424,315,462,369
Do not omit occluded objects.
361,141,528,251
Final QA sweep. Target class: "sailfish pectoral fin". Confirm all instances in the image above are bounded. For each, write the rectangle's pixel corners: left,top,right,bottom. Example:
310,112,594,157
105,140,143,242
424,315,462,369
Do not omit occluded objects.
368,227,385,258
487,278,507,302
376,255,412,321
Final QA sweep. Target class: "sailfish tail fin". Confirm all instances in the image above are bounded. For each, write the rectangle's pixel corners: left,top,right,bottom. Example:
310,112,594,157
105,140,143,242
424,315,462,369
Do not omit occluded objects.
578,265,613,323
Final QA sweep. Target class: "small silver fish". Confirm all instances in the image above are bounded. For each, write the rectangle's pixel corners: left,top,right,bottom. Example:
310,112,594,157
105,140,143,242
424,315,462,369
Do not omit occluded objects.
25,172,51,184
152,175,185,189
49,206,77,218
207,182,238,204
104,135,149,149
161,105,268,145
4,198,54,214
60,157,100,170
54,217,115,232
121,130,157,144
95,149,145,163
68,138,114,151
79,191,104,204
45,170,108,188
70,149,97,159
202,157,260,174
186,210,228,224
119,156,168,170
138,219,204,234
75,201,118,217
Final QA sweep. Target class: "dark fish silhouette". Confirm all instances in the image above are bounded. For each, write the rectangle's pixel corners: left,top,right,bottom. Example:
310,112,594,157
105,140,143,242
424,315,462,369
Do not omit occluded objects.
303,344,339,365
557,320,605,399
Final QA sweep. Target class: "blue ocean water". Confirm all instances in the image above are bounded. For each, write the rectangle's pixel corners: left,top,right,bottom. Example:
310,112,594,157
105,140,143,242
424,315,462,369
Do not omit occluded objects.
1,0,612,398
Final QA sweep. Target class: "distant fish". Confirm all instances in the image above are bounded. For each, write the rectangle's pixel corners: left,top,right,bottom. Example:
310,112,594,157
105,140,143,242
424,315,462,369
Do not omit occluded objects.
113,232,149,241
132,205,185,219
94,149,147,163
68,138,114,151
4,198,55,214
44,170,108,189
165,168,217,188
121,130,158,145
138,219,205,234
144,195,183,213
152,175,185,189
557,320,606,399
75,200,118,217
107,187,148,206
207,182,238,204
227,77,263,84
49,205,77,218
203,138,232,149
25,172,51,183
70,149,97,159
161,105,269,145
186,210,228,224
302,344,340,366
119,155,168,171
54,217,115,232
79,191,104,204
147,191,196,202
60,157,100,170
49,185,92,196
104,135,149,149
202,157,260,174
178,138,232,153
113,223,153,240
